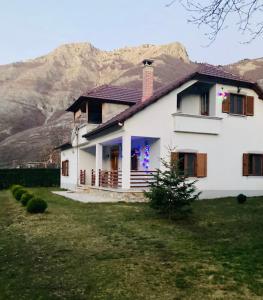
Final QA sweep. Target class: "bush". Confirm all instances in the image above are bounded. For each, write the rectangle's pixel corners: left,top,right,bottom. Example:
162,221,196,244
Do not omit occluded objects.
14,188,27,201
27,197,48,214
10,184,23,194
237,194,247,204
145,152,200,219
21,193,34,206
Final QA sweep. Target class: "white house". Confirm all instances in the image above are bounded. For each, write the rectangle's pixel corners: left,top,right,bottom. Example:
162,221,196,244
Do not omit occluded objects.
58,60,263,199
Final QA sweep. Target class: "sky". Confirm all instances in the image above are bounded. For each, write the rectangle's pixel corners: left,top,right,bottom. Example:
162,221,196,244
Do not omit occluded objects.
0,0,262,65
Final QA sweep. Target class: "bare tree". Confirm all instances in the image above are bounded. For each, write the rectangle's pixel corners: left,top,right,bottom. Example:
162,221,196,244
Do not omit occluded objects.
167,0,263,43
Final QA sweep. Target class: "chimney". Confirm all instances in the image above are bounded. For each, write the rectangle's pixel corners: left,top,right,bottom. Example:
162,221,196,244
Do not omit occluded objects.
142,59,154,101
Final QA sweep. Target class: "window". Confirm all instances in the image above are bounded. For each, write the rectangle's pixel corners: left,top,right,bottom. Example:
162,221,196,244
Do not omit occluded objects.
178,153,197,177
171,152,207,178
230,94,245,115
62,160,69,176
223,94,254,116
177,95,182,110
201,92,209,115
243,154,263,176
88,102,102,124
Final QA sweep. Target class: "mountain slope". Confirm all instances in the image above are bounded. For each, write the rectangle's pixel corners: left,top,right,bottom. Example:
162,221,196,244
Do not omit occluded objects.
227,57,263,89
0,42,262,168
0,42,192,167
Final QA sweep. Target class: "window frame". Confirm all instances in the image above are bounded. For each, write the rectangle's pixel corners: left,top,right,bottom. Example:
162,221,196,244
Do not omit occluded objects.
248,154,263,176
200,91,210,116
178,152,197,177
229,93,246,115
62,160,69,176
88,102,102,124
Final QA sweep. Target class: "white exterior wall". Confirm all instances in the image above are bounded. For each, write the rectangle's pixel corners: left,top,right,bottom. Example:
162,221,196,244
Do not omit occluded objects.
102,103,130,123
60,147,78,190
61,79,263,199
180,94,201,115
79,148,96,185
123,81,263,198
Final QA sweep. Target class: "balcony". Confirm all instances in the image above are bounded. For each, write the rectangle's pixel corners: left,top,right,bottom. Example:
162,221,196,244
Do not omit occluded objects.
173,113,222,135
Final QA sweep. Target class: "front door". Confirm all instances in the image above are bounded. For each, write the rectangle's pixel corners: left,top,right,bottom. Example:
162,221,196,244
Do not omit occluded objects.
110,147,119,187
111,147,119,170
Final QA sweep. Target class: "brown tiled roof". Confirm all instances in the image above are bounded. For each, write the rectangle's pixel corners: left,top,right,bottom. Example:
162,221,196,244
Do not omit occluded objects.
83,63,263,139
83,84,141,102
196,63,256,84
66,85,141,112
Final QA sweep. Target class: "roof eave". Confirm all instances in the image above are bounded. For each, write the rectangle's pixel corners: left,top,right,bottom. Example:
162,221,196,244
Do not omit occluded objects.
66,96,136,113
195,73,263,99
83,121,122,139
54,142,72,151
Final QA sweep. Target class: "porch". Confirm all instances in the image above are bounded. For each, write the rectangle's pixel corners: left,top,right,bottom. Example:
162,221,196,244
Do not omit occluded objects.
79,135,160,190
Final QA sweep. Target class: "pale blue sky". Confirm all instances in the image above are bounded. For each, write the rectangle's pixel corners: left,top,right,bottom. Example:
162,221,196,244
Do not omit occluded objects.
0,0,262,65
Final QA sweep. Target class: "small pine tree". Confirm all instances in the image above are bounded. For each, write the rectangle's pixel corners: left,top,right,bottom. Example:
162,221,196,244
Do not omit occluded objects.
145,152,200,219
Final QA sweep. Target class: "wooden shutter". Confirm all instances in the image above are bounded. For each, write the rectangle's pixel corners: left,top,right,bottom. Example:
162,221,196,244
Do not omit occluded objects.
171,152,179,164
196,153,207,178
65,160,69,176
246,96,254,116
222,94,230,113
243,154,249,176
62,160,69,176
61,161,65,176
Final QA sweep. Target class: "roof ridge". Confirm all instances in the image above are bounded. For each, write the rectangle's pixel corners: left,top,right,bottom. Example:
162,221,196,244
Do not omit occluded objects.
84,84,109,95
85,84,141,95
104,84,142,91
196,62,253,83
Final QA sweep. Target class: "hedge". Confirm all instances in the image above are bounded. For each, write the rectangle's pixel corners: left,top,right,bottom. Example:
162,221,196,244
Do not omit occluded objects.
0,169,60,190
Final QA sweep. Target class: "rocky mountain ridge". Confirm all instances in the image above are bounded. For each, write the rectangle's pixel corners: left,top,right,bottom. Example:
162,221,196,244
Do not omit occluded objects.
0,41,262,168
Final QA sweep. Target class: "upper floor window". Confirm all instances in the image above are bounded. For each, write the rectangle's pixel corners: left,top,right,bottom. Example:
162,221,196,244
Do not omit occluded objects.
230,94,245,115
88,102,102,124
177,95,182,111
222,94,254,116
201,92,209,116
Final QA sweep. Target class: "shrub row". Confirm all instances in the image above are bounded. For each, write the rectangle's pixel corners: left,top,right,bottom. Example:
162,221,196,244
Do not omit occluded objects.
10,185,48,214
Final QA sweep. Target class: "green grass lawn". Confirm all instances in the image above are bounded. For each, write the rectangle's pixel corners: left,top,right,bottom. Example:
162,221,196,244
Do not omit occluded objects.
1,188,263,300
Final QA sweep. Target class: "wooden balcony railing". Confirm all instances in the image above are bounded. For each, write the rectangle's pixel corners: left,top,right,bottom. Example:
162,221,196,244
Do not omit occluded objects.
91,169,157,189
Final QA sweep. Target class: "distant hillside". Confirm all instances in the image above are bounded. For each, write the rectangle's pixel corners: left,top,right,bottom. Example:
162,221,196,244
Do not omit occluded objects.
227,57,263,88
0,41,261,168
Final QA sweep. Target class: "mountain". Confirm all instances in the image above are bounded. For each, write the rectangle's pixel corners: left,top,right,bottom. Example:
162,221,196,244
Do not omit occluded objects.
227,57,263,89
0,42,262,168
0,42,193,168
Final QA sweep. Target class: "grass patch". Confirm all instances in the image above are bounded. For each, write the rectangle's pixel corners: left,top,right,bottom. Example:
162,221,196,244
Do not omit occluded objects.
1,188,263,299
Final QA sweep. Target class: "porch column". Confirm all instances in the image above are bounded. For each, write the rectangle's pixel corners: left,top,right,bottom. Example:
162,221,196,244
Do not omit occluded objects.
122,134,131,189
95,143,103,187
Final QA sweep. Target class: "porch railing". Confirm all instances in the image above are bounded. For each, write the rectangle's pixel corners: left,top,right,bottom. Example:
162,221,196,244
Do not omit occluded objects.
99,170,122,188
91,169,96,186
91,169,156,189
130,170,157,188
80,170,86,185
